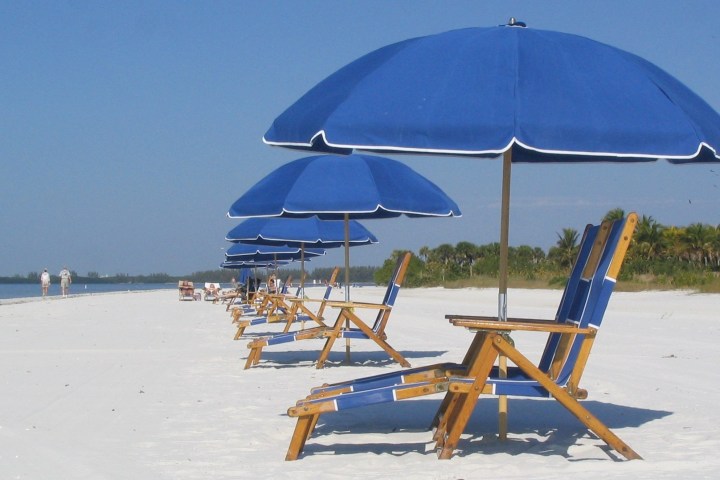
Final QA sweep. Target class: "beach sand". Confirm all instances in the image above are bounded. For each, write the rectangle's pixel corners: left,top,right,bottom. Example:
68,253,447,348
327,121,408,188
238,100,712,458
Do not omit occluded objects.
1,286,718,479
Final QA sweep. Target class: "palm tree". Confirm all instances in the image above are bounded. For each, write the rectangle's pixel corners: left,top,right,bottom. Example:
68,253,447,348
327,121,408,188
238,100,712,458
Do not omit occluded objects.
682,223,717,267
634,215,666,261
663,226,687,263
549,228,579,269
603,208,625,222
455,241,478,276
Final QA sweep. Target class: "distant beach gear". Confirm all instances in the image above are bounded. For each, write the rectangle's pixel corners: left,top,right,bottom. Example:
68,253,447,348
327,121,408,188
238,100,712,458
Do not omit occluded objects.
227,153,460,363
226,216,378,296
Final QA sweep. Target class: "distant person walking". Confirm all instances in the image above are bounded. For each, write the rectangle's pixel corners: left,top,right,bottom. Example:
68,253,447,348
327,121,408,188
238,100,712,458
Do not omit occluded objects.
59,266,72,298
40,269,50,297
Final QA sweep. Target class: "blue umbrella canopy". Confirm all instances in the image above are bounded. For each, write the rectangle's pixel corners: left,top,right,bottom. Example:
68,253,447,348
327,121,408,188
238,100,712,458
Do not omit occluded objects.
226,217,377,295
220,259,292,269
227,154,461,220
261,20,720,331
225,243,325,262
264,21,720,163
227,153,460,306
226,216,378,248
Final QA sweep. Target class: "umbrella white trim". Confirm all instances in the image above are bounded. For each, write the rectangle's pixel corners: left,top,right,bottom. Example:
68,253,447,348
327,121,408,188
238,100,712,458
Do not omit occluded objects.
227,205,461,219
264,132,720,162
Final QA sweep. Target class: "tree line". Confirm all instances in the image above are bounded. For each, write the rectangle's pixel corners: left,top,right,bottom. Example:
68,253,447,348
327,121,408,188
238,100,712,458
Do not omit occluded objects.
0,267,379,285
372,209,720,291
4,209,718,290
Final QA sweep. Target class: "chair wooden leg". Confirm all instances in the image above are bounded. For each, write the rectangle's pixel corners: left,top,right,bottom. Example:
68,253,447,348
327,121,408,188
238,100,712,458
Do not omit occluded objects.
372,336,411,367
286,414,318,461
493,336,643,460
244,343,264,369
234,324,246,340
432,332,488,433
316,312,345,369
437,333,499,459
315,333,338,369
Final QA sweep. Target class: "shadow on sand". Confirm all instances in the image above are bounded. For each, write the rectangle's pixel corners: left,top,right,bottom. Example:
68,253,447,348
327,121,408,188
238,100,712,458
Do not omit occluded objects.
292,397,670,460
244,348,448,369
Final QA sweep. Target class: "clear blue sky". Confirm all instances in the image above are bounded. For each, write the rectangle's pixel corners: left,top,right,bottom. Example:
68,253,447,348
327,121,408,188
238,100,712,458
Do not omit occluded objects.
2,0,719,277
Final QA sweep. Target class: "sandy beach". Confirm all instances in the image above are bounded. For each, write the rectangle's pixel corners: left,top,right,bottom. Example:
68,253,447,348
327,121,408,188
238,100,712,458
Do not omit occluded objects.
1,286,719,479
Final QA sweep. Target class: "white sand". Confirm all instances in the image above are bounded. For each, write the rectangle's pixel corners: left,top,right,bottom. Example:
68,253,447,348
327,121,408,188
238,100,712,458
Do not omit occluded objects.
1,286,719,479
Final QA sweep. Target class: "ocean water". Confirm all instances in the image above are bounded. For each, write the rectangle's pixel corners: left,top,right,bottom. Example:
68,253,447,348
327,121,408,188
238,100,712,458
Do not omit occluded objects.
0,283,180,301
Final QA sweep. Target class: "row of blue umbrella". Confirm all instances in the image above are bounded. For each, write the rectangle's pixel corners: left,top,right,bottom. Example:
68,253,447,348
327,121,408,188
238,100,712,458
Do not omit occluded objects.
224,17,720,326
221,158,461,367
223,155,462,298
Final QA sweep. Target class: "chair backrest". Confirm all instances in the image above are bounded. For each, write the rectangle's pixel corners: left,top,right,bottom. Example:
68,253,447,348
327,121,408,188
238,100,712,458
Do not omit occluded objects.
279,276,292,294
537,222,603,372
371,252,412,333
550,214,637,390
314,267,341,320
322,267,341,300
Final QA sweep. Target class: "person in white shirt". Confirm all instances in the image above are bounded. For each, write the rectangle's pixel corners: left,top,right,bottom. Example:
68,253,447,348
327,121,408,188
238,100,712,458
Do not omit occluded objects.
59,267,72,298
40,269,50,297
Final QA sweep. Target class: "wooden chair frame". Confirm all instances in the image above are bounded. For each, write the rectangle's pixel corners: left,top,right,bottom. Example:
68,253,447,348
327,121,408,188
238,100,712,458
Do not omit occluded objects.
245,253,412,370
284,215,641,461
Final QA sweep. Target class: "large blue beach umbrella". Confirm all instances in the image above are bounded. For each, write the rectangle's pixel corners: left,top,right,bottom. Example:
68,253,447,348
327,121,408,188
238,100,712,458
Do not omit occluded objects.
263,20,720,324
227,153,461,301
226,216,378,295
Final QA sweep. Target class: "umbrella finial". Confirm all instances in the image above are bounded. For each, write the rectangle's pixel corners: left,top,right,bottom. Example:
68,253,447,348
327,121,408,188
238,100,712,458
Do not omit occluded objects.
506,17,527,28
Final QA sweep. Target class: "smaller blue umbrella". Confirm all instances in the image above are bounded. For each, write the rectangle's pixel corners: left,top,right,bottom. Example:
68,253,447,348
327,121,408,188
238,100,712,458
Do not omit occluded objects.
220,259,292,269
226,216,378,248
225,243,325,262
227,216,378,296
228,154,461,220
227,153,460,301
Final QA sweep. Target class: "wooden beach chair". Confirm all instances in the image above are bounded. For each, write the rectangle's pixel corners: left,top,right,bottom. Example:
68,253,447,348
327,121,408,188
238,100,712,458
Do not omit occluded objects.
244,253,412,370
230,276,296,331
231,275,294,321
233,267,340,340
297,219,602,401
284,214,641,461
203,283,221,302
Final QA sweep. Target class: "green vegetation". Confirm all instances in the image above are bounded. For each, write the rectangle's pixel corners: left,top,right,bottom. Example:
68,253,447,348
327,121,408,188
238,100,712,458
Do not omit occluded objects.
374,209,720,293
5,210,720,292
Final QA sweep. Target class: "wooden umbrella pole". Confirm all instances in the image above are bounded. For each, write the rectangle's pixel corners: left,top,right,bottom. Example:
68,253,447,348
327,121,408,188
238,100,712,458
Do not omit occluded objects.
344,214,351,364
498,149,512,441
300,243,305,298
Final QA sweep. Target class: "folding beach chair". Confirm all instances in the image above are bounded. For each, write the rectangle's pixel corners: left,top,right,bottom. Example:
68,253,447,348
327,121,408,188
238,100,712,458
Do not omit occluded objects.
231,275,293,320
233,267,340,340
284,214,641,461
178,281,195,301
203,283,222,302
244,252,412,370
294,220,602,400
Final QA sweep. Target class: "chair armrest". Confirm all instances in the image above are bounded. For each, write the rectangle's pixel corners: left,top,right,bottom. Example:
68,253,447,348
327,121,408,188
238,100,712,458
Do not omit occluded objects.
288,297,323,304
446,314,556,325
324,301,389,310
448,315,595,334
